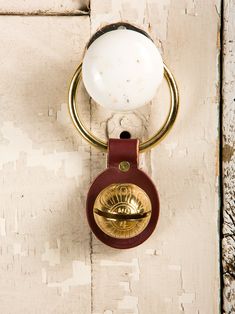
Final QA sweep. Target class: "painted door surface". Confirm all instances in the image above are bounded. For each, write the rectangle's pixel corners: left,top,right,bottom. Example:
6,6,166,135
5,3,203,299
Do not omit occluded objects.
0,1,226,313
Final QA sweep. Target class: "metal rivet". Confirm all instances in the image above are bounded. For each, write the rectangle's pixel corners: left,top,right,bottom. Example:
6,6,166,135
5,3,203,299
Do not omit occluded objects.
119,161,130,172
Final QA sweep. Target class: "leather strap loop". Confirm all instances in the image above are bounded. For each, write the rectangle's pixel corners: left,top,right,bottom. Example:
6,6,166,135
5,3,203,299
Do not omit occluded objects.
108,139,139,168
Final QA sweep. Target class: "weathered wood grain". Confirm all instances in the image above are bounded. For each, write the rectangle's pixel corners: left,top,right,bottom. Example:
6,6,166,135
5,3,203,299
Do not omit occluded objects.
222,1,235,313
0,16,92,314
89,1,221,313
0,0,90,15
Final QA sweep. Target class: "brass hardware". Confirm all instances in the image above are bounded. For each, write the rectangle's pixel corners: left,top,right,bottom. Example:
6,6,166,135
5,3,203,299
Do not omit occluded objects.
68,62,179,153
93,183,152,239
119,161,130,172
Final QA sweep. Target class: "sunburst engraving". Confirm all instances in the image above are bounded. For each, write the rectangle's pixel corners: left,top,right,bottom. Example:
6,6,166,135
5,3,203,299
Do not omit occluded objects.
93,183,152,239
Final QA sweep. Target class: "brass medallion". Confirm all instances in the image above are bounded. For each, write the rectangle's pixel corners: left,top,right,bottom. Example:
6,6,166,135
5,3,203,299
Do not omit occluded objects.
93,183,152,239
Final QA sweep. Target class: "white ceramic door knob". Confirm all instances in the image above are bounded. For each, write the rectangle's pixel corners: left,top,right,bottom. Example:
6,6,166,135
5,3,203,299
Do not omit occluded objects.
82,28,164,111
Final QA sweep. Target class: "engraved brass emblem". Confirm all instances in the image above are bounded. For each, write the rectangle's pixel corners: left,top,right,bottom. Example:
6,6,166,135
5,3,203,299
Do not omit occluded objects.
93,183,152,239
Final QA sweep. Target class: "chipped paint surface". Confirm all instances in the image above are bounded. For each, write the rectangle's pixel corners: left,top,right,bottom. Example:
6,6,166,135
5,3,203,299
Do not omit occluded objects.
118,295,139,313
0,218,6,236
0,0,222,313
0,122,83,180
90,0,220,313
222,1,235,313
100,258,140,281
47,260,91,294
0,16,92,314
42,240,61,266
0,0,90,15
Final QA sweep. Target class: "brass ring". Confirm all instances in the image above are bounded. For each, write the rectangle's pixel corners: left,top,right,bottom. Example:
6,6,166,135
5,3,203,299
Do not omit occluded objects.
68,62,179,152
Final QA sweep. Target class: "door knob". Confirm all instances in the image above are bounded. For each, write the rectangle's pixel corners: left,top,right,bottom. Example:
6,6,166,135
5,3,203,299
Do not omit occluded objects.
82,26,164,111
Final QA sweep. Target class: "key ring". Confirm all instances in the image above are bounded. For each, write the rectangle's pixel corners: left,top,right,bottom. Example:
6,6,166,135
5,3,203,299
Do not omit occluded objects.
68,62,179,153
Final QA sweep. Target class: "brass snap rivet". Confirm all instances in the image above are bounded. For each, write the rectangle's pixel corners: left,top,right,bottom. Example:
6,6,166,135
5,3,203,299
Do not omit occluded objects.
119,161,130,172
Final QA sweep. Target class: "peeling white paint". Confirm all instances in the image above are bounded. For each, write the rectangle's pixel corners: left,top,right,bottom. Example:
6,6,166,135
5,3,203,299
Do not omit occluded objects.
57,103,71,125
13,243,27,256
184,0,197,16
119,281,130,292
41,268,47,284
0,218,6,236
0,15,91,314
179,293,195,309
168,265,181,271
100,258,140,281
164,142,178,158
47,261,91,295
48,108,54,117
0,1,221,313
118,295,139,314
14,208,18,234
90,1,220,313
41,240,60,266
0,0,89,14
145,248,162,256
0,122,82,179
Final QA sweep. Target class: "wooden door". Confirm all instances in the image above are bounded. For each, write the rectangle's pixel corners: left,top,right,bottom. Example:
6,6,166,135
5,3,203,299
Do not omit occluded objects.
0,1,231,313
